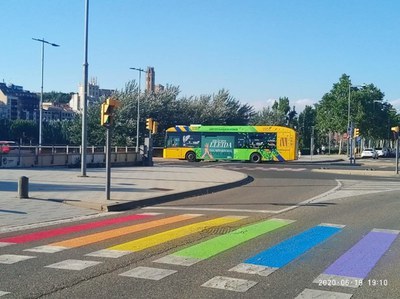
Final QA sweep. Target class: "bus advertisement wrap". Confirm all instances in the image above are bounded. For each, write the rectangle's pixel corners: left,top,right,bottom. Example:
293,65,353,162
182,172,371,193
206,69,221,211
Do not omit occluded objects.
199,136,234,160
163,125,298,162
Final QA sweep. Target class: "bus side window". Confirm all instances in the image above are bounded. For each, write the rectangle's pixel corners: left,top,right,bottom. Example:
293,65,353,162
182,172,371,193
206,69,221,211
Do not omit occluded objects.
182,134,201,147
236,133,248,148
167,135,181,147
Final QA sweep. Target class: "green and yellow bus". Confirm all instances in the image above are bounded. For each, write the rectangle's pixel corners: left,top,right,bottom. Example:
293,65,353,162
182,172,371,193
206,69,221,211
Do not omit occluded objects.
163,125,298,163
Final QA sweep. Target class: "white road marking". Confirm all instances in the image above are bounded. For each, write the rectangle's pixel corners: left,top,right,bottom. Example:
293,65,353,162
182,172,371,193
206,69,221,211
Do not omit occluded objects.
0,291,10,297
0,254,36,264
229,263,277,277
295,288,353,299
119,266,177,280
25,245,67,253
154,255,202,266
86,249,131,258
0,242,13,248
24,245,67,253
45,259,102,271
201,276,258,292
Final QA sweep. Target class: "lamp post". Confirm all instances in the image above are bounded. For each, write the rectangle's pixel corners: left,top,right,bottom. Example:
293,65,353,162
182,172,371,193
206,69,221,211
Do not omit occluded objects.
347,84,364,163
81,0,89,177
129,67,146,152
32,38,60,146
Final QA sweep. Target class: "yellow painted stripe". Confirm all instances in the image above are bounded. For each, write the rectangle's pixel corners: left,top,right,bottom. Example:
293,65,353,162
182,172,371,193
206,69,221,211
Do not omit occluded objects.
50,214,201,248
109,216,246,252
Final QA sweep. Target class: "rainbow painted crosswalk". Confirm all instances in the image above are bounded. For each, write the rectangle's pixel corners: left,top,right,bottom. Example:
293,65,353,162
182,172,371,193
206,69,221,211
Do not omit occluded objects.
0,212,398,298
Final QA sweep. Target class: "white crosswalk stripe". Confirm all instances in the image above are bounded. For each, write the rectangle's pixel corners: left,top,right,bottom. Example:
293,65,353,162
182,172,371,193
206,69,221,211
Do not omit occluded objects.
309,180,400,204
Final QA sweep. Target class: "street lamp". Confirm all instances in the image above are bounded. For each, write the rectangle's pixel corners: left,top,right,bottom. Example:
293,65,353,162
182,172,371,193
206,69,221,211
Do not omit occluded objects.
81,0,89,177
32,38,60,146
129,67,147,152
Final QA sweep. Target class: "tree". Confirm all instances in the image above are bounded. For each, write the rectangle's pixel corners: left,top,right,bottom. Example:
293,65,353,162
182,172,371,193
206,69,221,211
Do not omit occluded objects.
251,97,297,127
10,119,37,144
0,119,11,140
298,106,316,151
42,91,72,104
316,74,351,136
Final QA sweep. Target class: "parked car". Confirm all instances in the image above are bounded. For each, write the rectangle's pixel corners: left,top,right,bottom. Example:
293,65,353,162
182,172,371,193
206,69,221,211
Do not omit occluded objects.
0,141,17,154
375,147,389,157
361,148,378,159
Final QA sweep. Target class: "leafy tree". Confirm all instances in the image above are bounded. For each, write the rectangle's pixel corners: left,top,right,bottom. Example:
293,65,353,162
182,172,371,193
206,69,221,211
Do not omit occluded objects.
316,74,351,136
251,97,297,127
42,91,72,104
298,106,316,151
0,119,11,140
10,119,37,144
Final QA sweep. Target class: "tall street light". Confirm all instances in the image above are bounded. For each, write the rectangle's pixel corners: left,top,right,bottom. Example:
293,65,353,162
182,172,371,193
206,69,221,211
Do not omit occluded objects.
32,38,60,146
81,0,89,177
129,67,146,152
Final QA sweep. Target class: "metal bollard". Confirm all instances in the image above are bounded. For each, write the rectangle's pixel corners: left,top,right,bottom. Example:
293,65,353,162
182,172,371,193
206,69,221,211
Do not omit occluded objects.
18,176,29,199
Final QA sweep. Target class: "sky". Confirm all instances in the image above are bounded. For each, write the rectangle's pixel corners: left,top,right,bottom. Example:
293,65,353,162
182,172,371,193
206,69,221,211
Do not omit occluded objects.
1,0,400,113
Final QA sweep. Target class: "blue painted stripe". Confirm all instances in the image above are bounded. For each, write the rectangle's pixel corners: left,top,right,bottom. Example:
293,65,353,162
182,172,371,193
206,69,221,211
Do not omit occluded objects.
175,126,182,132
274,152,285,162
245,225,342,268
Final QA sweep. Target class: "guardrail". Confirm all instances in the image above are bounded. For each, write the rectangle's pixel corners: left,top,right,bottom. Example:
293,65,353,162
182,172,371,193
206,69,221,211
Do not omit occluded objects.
0,145,143,168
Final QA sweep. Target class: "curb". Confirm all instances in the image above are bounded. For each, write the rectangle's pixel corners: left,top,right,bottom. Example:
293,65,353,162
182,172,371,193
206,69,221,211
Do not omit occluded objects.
102,174,254,212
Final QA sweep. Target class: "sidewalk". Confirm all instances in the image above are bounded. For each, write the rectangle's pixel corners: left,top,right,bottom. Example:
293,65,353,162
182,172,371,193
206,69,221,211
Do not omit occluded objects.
0,165,249,231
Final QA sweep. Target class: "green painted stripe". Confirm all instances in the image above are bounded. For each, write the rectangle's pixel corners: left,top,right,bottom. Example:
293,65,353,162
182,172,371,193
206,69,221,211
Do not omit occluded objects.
173,218,294,260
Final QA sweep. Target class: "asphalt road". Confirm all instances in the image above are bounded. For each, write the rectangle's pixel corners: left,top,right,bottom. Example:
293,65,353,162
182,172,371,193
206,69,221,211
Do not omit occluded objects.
1,160,400,299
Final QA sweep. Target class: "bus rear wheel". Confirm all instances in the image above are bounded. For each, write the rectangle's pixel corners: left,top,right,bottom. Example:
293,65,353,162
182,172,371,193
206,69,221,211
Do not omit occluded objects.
186,151,197,162
250,152,262,163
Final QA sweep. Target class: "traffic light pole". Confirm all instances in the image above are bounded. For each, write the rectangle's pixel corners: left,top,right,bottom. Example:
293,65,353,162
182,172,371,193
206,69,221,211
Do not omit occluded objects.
396,134,399,175
105,126,111,200
100,97,120,200
349,122,354,165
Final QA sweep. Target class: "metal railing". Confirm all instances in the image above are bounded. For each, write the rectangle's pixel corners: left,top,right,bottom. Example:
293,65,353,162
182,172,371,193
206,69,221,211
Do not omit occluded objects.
0,145,142,168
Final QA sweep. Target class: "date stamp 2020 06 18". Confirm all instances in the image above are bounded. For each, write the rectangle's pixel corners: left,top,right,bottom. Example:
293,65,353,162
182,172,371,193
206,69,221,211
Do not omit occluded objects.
318,278,388,287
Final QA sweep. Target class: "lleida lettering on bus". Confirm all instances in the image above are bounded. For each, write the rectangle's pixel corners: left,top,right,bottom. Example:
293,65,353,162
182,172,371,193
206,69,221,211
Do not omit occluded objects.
209,139,233,148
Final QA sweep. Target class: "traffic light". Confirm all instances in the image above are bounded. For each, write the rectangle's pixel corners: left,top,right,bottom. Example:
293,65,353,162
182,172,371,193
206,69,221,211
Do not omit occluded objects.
100,98,120,127
152,121,159,134
353,128,360,138
101,102,112,127
391,126,399,139
146,118,153,131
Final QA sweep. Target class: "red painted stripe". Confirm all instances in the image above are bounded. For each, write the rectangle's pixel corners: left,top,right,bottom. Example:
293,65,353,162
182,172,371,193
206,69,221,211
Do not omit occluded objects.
0,213,154,244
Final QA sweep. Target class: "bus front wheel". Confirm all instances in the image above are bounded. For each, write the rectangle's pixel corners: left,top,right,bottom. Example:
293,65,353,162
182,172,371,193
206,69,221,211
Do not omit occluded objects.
250,152,262,163
186,151,197,162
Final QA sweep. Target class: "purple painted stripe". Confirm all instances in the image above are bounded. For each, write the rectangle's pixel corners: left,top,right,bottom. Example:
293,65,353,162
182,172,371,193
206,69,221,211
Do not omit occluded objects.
324,230,398,278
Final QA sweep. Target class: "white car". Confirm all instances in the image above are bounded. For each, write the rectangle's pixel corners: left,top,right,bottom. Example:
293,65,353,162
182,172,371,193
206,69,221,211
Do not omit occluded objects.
361,148,378,159
375,147,389,157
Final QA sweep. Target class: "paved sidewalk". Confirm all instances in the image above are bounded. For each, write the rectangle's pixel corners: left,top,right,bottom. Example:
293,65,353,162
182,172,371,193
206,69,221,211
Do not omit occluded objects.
0,165,248,231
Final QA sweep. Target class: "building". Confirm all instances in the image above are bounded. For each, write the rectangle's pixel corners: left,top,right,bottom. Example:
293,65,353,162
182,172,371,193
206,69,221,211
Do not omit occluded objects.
69,78,115,112
146,67,155,93
0,83,39,121
42,102,75,121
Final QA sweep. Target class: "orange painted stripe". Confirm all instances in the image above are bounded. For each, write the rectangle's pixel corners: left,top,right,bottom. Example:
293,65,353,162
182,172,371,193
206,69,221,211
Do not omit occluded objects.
50,214,201,248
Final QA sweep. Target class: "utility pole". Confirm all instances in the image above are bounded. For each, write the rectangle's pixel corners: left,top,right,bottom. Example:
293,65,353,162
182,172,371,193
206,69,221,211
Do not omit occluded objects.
310,126,315,161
